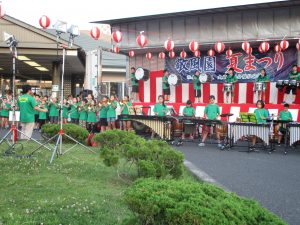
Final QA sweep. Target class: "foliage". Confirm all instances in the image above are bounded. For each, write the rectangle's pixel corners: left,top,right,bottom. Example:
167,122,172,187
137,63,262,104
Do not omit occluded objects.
93,130,184,179
41,123,89,144
123,178,287,225
0,141,132,225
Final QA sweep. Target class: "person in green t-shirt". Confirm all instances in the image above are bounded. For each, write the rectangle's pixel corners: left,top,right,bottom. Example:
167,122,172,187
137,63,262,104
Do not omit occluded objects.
78,99,88,129
1,97,11,129
255,69,270,102
86,99,97,133
277,103,293,145
182,100,196,140
107,95,118,130
193,71,201,103
162,69,170,102
251,100,269,150
284,65,299,104
70,97,79,124
120,95,133,131
49,97,59,124
62,98,70,124
224,68,238,104
17,85,47,139
130,67,140,102
152,95,169,138
38,99,48,130
34,94,41,130
99,96,109,132
199,95,221,147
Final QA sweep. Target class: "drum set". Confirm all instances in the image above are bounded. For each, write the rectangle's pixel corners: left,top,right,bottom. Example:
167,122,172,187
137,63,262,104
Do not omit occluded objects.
253,82,265,92
276,79,300,91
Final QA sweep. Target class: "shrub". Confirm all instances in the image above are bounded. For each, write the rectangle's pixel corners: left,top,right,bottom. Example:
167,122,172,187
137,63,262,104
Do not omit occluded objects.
93,130,184,179
124,179,287,225
41,123,89,144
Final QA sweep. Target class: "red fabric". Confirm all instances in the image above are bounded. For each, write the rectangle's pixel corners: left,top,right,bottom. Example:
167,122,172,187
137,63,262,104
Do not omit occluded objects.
202,83,210,103
189,83,195,102
265,82,270,104
246,83,254,103
176,84,182,103
138,80,144,102
277,88,285,104
217,84,224,104
234,83,239,103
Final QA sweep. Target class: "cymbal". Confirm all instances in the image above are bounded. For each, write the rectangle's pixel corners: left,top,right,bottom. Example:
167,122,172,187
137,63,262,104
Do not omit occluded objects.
220,113,233,117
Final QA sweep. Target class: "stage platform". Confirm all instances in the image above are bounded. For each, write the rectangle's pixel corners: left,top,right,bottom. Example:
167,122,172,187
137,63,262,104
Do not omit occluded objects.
132,102,300,122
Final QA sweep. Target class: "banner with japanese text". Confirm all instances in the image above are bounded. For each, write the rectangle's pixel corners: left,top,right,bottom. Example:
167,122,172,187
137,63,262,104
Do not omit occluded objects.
165,48,297,83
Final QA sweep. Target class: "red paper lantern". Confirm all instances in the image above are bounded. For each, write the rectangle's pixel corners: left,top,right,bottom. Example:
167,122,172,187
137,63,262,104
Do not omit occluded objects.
0,4,5,18
214,41,225,53
146,52,152,60
164,39,174,51
113,46,120,53
280,39,289,51
226,49,233,57
128,50,135,57
242,41,250,52
90,27,101,40
245,47,253,54
158,52,166,59
296,43,300,51
112,30,122,43
259,41,270,53
136,32,148,48
207,49,215,57
169,51,175,59
189,40,199,52
194,50,201,57
258,45,264,53
180,50,187,59
39,15,51,29
274,44,281,53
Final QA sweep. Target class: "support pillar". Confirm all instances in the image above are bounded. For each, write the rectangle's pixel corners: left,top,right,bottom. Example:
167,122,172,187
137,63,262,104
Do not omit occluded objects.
51,61,61,98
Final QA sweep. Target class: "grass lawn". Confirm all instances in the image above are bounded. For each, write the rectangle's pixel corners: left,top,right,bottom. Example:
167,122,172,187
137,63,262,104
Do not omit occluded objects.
0,141,195,225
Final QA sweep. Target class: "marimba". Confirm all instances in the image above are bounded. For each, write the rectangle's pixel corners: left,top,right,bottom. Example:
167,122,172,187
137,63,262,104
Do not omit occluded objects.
285,123,300,147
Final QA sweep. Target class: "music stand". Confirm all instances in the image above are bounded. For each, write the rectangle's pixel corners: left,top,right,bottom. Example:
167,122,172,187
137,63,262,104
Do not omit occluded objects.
239,113,258,152
0,33,52,156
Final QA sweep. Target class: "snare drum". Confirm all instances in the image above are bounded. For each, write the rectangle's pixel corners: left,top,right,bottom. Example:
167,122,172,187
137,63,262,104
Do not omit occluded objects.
283,80,290,86
168,74,181,86
289,80,297,88
223,83,233,92
199,73,212,83
254,82,264,92
135,67,150,81
276,80,284,89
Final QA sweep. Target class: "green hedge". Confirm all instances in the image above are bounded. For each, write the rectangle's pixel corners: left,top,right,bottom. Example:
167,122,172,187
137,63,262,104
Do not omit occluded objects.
123,179,287,225
93,130,184,179
41,123,89,144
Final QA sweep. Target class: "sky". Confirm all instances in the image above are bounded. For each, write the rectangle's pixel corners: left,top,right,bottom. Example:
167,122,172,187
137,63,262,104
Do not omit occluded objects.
3,0,284,30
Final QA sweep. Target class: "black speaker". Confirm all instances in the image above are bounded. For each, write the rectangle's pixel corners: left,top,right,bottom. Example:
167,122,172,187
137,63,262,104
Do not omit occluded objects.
82,89,93,98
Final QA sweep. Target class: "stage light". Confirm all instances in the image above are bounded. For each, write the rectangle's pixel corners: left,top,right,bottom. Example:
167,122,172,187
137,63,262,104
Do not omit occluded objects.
68,25,80,37
53,20,67,34
3,32,18,57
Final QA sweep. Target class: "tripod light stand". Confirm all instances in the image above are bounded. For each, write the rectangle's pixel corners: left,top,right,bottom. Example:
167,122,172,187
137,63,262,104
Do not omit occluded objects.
0,32,52,155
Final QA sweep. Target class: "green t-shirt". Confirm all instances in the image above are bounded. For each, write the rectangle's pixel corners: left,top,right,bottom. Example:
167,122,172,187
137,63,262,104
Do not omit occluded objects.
79,107,87,121
131,73,138,86
162,75,169,90
99,105,108,118
204,104,220,120
254,108,269,123
153,103,168,117
17,94,37,123
49,102,59,117
1,103,11,117
62,105,69,119
34,100,41,115
288,71,300,81
193,75,201,90
107,100,117,118
279,110,293,121
226,74,237,83
256,75,270,82
39,103,48,120
70,103,79,119
121,102,133,115
183,106,195,117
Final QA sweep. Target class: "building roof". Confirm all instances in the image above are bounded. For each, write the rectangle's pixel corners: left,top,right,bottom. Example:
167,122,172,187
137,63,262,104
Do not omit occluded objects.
92,0,297,25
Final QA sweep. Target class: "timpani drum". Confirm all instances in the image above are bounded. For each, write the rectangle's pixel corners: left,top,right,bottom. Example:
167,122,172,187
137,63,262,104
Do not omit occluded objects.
135,67,150,81
254,82,264,92
168,74,181,86
172,121,183,137
223,83,233,92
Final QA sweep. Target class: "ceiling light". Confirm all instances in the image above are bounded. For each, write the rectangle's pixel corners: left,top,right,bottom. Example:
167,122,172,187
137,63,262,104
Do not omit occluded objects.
24,61,41,67
17,56,31,61
35,67,49,71
0,68,4,71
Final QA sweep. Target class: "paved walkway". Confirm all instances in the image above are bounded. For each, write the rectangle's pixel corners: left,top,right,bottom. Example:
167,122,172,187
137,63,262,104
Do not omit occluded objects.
177,142,300,225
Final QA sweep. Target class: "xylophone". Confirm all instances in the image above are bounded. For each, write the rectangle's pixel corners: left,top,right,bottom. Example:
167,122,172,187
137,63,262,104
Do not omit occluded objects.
286,123,300,147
